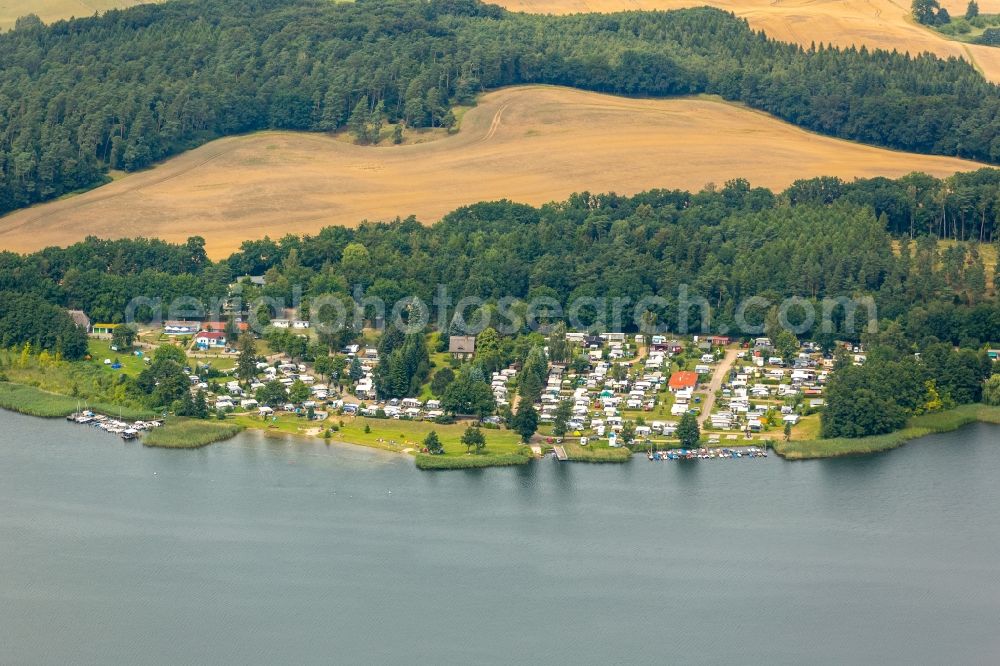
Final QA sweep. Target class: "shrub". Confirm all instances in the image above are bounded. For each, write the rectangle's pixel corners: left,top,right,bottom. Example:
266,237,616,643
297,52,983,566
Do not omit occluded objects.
979,27,1000,44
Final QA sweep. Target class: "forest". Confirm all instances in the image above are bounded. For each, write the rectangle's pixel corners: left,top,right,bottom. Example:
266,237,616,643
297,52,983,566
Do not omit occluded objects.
821,337,991,437
3,0,1000,215
2,174,1000,359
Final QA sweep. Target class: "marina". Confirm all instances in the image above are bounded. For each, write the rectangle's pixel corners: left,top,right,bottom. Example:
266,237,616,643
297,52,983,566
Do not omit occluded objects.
66,411,162,440
648,446,768,461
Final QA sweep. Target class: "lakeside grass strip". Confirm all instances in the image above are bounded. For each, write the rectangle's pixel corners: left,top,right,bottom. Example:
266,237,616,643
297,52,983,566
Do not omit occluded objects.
142,419,244,449
774,404,1000,459
563,443,632,463
0,381,153,420
415,452,531,470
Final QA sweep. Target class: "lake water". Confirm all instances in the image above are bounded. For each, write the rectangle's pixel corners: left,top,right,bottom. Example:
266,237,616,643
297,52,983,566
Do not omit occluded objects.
1,410,999,665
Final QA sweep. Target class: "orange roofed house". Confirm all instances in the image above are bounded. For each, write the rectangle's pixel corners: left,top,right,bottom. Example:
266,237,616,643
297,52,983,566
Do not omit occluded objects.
668,370,698,393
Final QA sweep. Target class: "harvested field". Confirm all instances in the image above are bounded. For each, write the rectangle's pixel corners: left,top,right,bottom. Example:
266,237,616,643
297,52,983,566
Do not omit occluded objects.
499,0,1000,82
0,86,987,258
0,0,154,30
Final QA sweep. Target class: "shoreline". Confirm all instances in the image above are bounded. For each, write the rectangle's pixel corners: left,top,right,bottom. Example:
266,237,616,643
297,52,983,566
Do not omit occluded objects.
0,381,155,421
773,404,1000,460
4,379,998,466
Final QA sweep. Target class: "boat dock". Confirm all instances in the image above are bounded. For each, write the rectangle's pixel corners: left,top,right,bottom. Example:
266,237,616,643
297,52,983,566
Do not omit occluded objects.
66,411,162,440
552,445,568,461
649,446,768,461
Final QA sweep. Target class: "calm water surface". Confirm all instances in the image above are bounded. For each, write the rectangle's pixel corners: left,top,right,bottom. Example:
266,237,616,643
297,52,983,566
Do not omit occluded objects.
1,410,999,665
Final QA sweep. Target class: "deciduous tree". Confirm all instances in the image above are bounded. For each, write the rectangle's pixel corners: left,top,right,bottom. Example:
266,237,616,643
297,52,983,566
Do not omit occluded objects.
677,412,700,448
513,401,539,442
461,426,486,454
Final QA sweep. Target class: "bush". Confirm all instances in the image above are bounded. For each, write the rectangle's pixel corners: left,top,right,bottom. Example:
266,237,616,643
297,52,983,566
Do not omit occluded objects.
979,27,1000,44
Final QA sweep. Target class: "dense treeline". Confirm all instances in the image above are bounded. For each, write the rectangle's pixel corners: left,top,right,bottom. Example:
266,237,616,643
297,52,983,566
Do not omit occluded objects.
0,291,88,359
374,329,431,399
786,170,1000,242
822,338,992,437
3,0,1000,214
3,176,1000,352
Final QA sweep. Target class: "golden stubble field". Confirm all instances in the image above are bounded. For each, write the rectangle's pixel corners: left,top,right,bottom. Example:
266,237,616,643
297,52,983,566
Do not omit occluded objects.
0,86,986,257
0,0,153,30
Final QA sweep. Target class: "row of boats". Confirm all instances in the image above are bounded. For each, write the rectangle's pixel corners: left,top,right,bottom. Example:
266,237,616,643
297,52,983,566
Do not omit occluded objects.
649,446,768,461
66,411,163,440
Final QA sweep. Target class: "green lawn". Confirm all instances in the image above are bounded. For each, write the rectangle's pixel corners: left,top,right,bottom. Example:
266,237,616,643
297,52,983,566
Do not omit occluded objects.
418,332,455,400
190,354,236,372
231,411,524,457
790,413,821,440
563,442,631,463
87,339,148,376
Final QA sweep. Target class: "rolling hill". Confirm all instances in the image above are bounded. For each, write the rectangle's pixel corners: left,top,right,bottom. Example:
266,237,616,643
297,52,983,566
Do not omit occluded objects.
0,86,986,257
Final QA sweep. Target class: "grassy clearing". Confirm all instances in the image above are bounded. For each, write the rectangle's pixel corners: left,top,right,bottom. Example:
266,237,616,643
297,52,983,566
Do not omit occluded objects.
415,451,531,470
189,352,237,372
232,411,532,468
142,419,244,449
332,416,524,456
790,413,822,440
86,339,148,376
418,332,453,400
563,443,632,463
0,381,154,419
774,404,1000,459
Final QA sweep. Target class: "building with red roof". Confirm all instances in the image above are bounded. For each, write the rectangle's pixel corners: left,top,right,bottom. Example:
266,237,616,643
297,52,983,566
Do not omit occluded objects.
194,330,227,348
668,370,698,392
